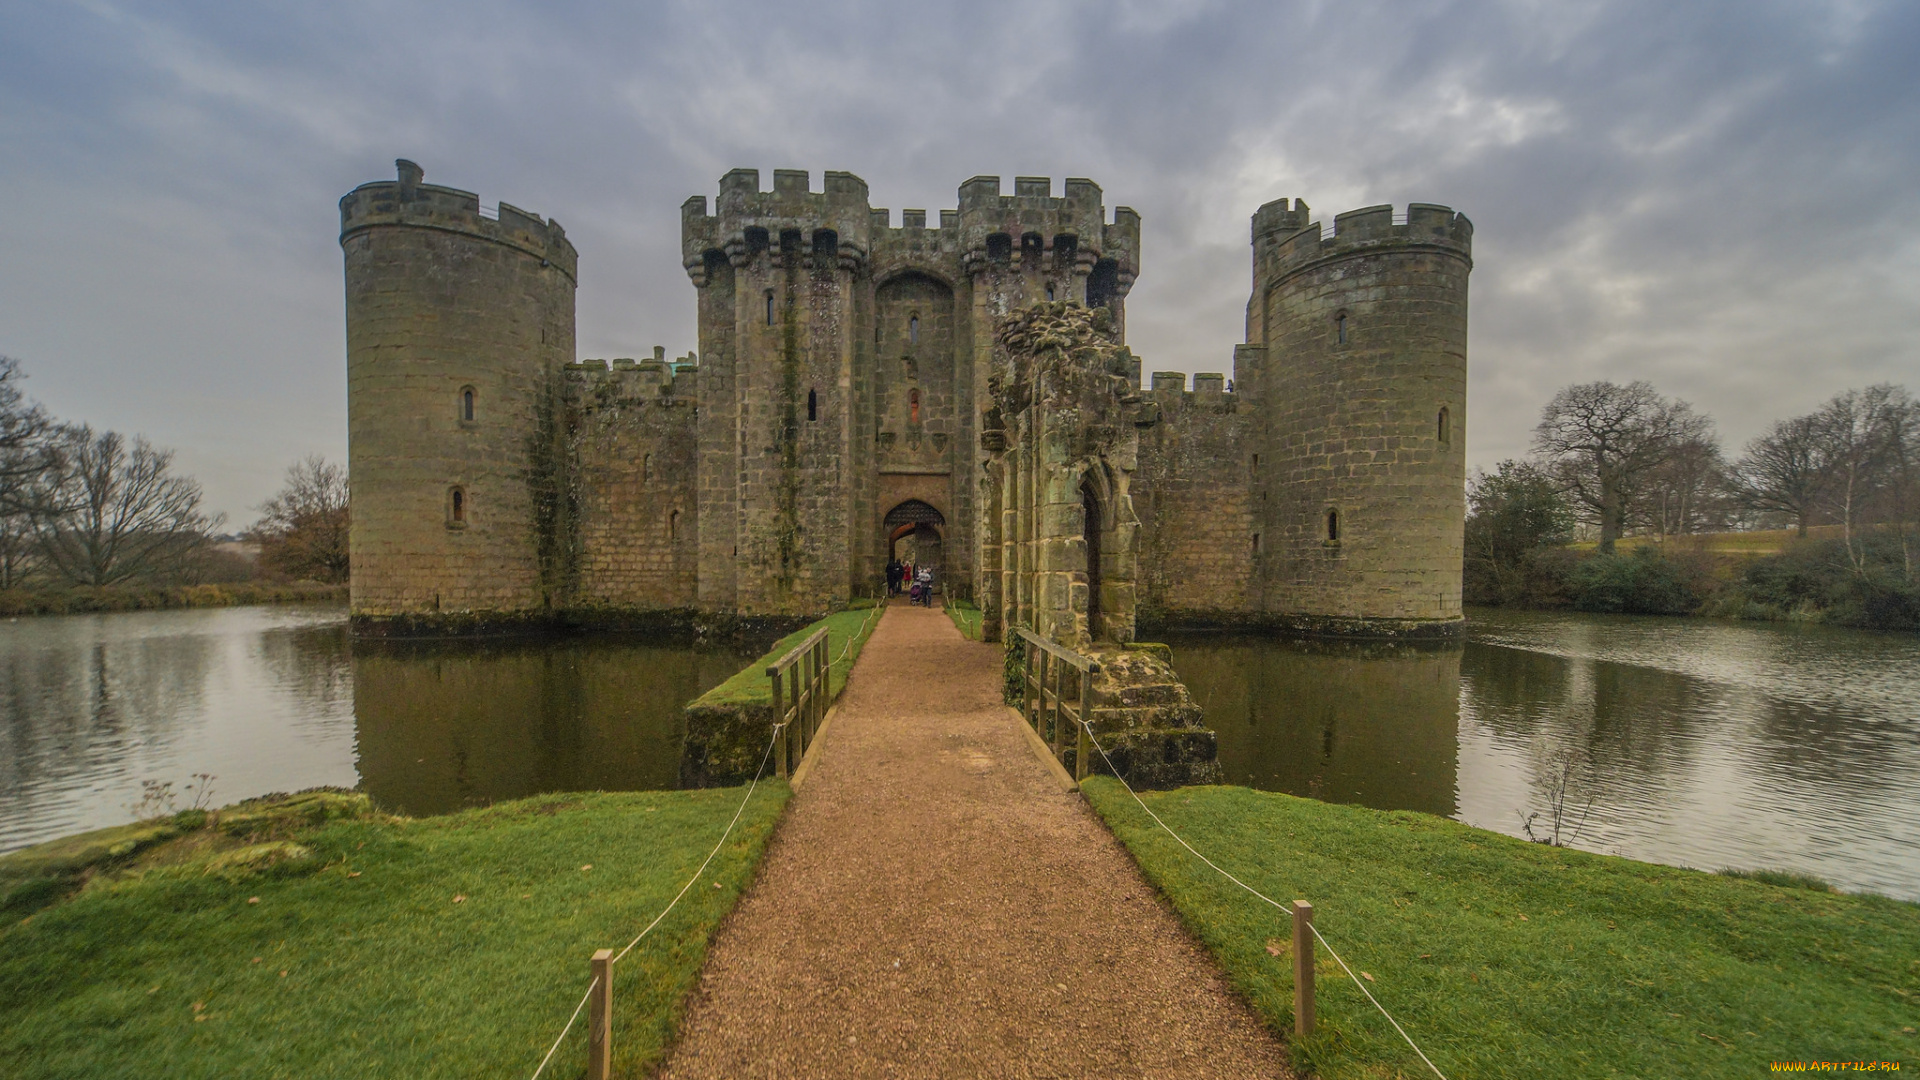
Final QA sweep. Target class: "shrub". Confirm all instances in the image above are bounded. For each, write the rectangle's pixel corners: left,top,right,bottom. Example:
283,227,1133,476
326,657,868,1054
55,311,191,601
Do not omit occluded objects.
1727,533,1919,631
1566,547,1704,615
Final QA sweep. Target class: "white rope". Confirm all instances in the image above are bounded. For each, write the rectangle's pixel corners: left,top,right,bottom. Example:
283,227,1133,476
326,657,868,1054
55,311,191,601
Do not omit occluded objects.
527,976,598,1080
610,604,877,968
1079,719,1448,1080
610,725,780,965
525,607,882,1079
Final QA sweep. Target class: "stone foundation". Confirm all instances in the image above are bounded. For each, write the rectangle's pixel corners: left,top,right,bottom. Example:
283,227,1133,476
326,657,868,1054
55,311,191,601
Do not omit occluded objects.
1031,643,1222,790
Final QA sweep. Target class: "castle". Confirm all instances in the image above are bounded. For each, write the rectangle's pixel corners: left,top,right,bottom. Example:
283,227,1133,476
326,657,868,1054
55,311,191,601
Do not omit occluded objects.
342,161,1470,638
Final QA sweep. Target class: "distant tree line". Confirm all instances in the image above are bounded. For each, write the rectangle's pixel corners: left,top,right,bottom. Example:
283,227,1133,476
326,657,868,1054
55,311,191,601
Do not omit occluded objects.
1469,379,1918,631
0,357,348,595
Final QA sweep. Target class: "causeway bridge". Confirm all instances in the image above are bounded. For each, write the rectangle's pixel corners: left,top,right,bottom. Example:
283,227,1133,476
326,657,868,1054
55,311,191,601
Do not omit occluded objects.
657,601,1291,1078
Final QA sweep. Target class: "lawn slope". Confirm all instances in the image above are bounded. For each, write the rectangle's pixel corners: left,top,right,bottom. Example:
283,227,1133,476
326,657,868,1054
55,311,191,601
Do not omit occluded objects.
1,786,787,1080
1084,780,1918,1078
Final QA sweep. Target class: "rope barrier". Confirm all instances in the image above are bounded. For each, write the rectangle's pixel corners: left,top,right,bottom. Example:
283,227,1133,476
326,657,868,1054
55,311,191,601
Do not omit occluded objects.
611,724,780,965
527,976,599,1080
611,605,879,967
523,606,881,1079
1078,718,1449,1080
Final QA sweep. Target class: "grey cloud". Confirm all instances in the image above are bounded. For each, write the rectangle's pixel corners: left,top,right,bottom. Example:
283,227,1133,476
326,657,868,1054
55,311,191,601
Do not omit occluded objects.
1,0,1914,520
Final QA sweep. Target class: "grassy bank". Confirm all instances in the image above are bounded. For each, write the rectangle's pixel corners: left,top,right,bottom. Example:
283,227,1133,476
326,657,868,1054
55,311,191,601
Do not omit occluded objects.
1471,530,1918,631
0,582,347,617
687,602,883,711
1083,780,1918,1078
944,597,983,641
1,786,787,1079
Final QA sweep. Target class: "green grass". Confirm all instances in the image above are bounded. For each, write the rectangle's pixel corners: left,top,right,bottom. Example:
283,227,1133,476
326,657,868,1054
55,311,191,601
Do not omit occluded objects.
1568,525,1847,556
944,598,983,641
1,786,788,1080
1083,780,1920,1079
688,606,883,709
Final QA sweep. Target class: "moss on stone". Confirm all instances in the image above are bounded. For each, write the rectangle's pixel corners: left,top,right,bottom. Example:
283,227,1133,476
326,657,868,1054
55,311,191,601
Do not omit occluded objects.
681,607,883,786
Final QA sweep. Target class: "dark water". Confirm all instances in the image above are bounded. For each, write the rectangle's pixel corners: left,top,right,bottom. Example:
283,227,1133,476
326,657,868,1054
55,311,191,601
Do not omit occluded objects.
7,605,1918,900
0,605,762,853
1164,609,1920,900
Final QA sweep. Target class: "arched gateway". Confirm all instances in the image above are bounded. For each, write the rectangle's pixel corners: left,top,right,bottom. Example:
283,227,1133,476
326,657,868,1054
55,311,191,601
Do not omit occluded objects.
884,500,946,578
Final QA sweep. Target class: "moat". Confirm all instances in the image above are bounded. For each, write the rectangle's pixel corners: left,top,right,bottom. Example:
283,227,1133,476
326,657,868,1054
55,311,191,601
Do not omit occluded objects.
3,605,1916,899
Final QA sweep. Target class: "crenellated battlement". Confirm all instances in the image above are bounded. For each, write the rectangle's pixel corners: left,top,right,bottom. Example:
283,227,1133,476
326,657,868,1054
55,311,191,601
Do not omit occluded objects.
951,176,1137,283
680,169,873,282
340,160,577,281
1255,200,1472,282
866,208,967,284
1147,370,1237,409
568,345,699,405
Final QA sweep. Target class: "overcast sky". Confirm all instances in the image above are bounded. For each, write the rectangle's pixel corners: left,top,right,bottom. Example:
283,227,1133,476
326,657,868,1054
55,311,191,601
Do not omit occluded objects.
2,0,1916,526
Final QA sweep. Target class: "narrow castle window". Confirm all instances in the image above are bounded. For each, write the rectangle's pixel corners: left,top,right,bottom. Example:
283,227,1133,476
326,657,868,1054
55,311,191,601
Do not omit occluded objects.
765,291,775,326
1326,508,1340,543
808,388,818,422
1252,533,1260,554
669,510,679,541
1087,259,1119,308
460,387,476,423
643,453,651,482
1252,453,1260,469
1336,313,1348,345
1437,406,1451,444
909,389,920,424
909,315,919,344
450,487,467,526
1046,283,1055,302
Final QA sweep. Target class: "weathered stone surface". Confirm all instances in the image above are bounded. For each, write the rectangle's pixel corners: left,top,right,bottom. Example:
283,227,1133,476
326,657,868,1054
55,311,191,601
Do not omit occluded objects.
343,165,1468,641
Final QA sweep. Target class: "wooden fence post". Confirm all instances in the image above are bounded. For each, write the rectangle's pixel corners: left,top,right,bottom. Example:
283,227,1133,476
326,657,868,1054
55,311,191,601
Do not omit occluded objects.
1075,663,1096,782
770,668,787,780
588,948,613,1080
1293,900,1315,1037
1050,654,1065,758
788,665,801,768
1023,637,1037,728
815,638,827,734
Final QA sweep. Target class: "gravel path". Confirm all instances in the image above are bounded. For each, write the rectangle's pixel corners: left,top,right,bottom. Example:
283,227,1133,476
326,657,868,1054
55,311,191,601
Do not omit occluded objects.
657,603,1293,1079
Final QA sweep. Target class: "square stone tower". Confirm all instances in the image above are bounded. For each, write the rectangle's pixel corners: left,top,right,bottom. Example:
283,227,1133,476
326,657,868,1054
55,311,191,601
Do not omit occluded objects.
680,170,1140,617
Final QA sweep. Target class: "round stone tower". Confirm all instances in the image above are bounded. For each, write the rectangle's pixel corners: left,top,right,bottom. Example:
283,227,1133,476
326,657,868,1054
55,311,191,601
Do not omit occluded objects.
341,160,577,628
1247,199,1472,633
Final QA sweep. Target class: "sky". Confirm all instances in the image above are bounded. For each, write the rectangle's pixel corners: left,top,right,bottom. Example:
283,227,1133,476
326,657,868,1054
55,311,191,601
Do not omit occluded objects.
2,0,1916,527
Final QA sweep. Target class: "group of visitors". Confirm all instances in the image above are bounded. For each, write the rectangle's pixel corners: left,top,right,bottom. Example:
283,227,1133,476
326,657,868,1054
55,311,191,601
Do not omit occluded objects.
885,558,936,606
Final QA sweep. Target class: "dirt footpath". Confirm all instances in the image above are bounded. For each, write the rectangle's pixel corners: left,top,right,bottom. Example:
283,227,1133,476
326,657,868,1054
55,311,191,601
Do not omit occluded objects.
657,603,1292,1079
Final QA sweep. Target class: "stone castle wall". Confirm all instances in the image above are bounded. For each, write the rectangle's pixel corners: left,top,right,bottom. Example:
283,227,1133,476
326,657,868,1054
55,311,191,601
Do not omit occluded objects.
1247,202,1471,631
343,164,1469,638
342,161,576,627
568,354,700,609
1133,372,1257,623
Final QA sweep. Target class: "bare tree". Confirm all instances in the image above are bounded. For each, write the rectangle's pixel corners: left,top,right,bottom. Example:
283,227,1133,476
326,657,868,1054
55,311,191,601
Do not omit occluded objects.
1532,380,1713,553
0,357,59,516
1639,433,1730,538
251,455,350,583
1733,413,1826,537
1860,386,1918,582
33,426,216,587
1811,385,1912,572
0,510,37,589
